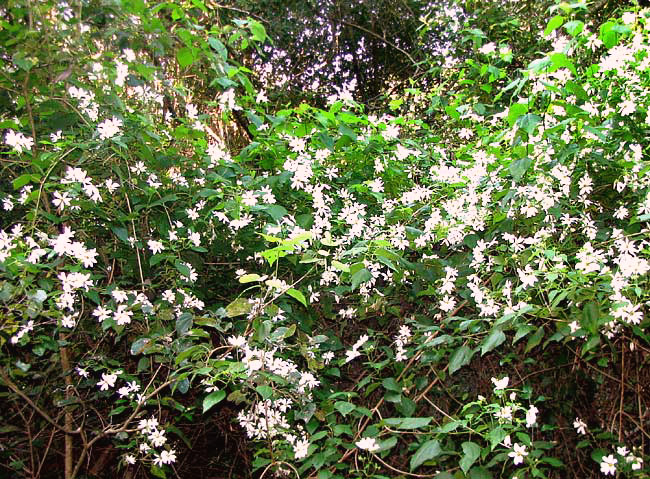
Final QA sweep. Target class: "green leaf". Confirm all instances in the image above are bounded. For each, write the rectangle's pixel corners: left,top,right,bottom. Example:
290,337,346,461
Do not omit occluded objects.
460,441,481,474
286,288,307,307
225,297,253,317
449,345,473,375
111,226,130,244
509,157,532,181
384,417,432,429
334,401,356,416
176,312,193,336
331,260,350,272
525,326,544,353
252,204,287,221
350,268,372,290
469,466,493,479
410,440,441,471
382,377,401,392
256,384,273,400
12,174,32,190
174,260,191,278
150,465,167,478
544,15,564,36
517,114,542,135
488,426,507,450
208,37,228,60
249,20,267,42
507,103,528,127
375,436,398,452
177,47,195,68
564,20,584,37
481,328,506,356
130,338,152,355
202,390,226,413
239,273,262,283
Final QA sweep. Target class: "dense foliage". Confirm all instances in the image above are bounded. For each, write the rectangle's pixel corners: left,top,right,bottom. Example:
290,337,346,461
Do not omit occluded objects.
1,1,649,478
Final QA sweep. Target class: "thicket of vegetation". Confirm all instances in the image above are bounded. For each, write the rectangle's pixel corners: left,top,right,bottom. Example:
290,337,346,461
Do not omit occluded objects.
1,0,649,478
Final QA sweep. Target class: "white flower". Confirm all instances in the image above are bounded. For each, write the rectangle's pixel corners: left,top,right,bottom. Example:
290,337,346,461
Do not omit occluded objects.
159,449,176,464
97,372,118,391
52,191,71,211
526,405,538,427
293,439,309,459
355,437,380,452
573,417,587,435
97,117,123,140
5,130,34,152
228,335,247,348
508,443,528,465
148,429,167,447
600,454,617,475
124,454,136,465
491,376,509,390
61,315,76,328
148,239,164,255
479,42,497,55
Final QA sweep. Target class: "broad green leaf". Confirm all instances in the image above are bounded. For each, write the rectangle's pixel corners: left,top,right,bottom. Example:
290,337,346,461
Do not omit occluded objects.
239,273,262,283
382,377,401,392
460,441,481,474
507,103,528,127
564,20,584,37
481,328,506,356
130,338,152,355
176,312,193,336
544,15,564,36
449,345,474,375
225,297,253,317
202,390,226,413
331,260,350,272
256,384,273,400
334,401,355,416
177,47,195,67
249,21,267,42
286,288,307,306
350,268,372,290
509,157,532,181
410,440,441,471
174,260,191,278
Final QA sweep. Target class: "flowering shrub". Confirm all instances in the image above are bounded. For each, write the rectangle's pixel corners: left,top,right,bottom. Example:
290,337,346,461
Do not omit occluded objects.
1,0,649,478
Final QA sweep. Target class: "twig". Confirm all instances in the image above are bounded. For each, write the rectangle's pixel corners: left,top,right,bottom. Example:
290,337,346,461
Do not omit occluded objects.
0,368,81,435
369,452,438,478
342,20,419,70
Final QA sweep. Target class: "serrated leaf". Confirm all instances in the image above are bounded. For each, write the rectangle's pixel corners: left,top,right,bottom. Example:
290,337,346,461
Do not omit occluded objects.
202,390,226,413
410,440,441,471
